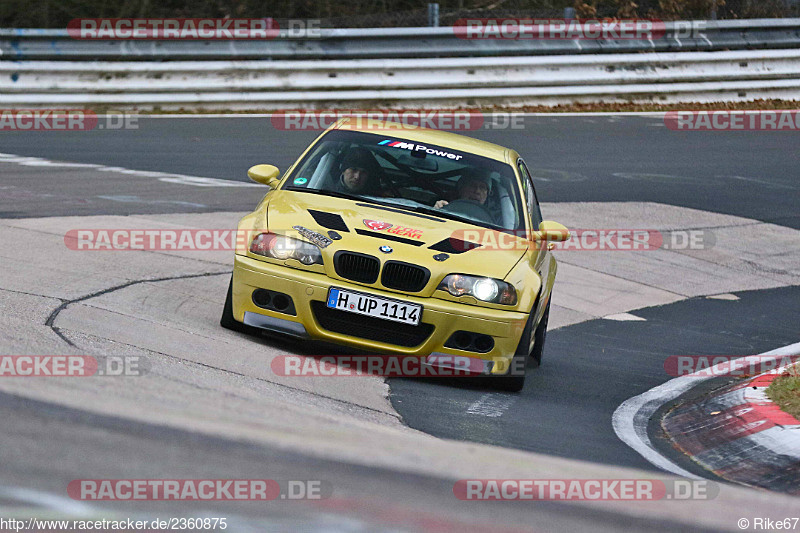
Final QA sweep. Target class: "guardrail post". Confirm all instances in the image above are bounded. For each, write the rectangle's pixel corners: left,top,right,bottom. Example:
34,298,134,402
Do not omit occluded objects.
428,3,440,27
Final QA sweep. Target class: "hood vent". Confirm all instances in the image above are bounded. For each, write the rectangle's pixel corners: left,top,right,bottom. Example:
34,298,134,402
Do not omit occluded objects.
429,238,482,254
355,229,424,247
308,209,349,232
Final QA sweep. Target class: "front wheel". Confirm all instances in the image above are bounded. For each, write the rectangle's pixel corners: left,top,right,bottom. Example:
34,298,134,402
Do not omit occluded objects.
490,311,534,392
489,301,550,392
220,275,248,333
531,301,550,366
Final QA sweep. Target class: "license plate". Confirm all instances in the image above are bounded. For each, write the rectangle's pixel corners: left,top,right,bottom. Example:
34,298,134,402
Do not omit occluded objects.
326,287,422,326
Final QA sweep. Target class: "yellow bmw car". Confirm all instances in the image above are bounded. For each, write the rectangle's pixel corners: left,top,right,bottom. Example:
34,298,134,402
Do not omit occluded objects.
221,118,569,391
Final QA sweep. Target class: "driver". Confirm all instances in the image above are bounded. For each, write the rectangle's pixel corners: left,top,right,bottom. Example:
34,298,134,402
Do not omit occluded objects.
434,170,491,209
334,148,384,195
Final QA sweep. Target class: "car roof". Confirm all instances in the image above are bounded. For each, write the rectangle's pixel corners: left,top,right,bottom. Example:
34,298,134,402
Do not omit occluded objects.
331,117,516,163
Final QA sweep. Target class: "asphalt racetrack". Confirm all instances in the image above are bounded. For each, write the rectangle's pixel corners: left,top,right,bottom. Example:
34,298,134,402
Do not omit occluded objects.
1,114,798,531
0,115,797,228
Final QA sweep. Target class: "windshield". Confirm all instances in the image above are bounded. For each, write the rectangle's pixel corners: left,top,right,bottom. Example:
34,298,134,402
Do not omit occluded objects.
284,129,526,233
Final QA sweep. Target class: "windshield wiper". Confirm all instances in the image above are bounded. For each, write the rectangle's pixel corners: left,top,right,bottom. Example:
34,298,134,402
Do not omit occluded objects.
288,187,504,230
287,187,373,204
289,188,437,215
404,205,482,226
406,205,509,232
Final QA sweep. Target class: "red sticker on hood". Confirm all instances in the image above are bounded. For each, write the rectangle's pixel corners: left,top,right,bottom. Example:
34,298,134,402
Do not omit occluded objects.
363,220,393,231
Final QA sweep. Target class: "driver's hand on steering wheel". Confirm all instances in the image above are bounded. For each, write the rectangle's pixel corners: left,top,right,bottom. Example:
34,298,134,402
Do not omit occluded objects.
434,200,449,209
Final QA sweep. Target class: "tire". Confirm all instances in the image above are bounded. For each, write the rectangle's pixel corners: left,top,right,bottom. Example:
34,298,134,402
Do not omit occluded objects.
489,300,550,392
530,301,550,367
220,275,248,333
490,310,535,392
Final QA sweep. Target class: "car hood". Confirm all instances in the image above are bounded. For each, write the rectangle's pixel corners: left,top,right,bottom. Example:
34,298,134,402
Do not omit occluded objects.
264,190,531,296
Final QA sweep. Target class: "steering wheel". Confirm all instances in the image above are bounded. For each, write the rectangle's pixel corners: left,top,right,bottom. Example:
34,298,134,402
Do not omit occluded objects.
440,199,495,224
382,180,402,198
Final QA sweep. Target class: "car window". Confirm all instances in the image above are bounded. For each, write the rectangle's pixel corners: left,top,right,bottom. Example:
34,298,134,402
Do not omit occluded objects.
517,159,543,229
286,129,526,234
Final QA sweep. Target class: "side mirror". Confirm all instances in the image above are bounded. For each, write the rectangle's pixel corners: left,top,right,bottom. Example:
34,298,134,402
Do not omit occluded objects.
535,221,570,242
247,164,281,188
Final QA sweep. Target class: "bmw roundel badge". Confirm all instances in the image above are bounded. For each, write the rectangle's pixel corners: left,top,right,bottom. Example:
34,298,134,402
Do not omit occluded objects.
379,245,393,254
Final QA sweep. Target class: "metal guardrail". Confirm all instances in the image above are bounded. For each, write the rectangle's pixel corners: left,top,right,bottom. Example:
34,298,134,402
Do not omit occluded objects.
1,19,800,60
1,20,799,108
2,50,798,92
2,49,799,109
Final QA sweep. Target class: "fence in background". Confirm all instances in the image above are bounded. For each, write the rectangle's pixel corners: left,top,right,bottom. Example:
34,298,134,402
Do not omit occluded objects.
1,19,798,109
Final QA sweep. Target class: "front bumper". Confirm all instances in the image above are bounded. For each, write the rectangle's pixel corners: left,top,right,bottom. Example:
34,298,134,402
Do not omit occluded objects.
232,255,529,374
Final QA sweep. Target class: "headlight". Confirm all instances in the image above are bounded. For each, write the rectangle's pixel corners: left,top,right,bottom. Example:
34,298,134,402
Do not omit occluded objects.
437,274,517,305
250,233,323,265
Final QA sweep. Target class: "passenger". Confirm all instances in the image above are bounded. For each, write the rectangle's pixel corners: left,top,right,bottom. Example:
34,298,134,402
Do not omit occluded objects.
434,170,491,209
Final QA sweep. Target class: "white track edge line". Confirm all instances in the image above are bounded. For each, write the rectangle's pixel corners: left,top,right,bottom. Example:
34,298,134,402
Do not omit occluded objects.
611,341,800,478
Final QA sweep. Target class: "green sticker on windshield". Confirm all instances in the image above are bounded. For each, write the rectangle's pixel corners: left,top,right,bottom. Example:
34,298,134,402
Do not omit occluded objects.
293,177,308,185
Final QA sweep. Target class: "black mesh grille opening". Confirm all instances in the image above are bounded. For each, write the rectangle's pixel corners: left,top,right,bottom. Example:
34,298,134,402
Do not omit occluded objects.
252,289,297,316
381,261,430,292
334,251,380,284
444,331,495,353
311,301,434,348
308,209,349,232
429,237,482,254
